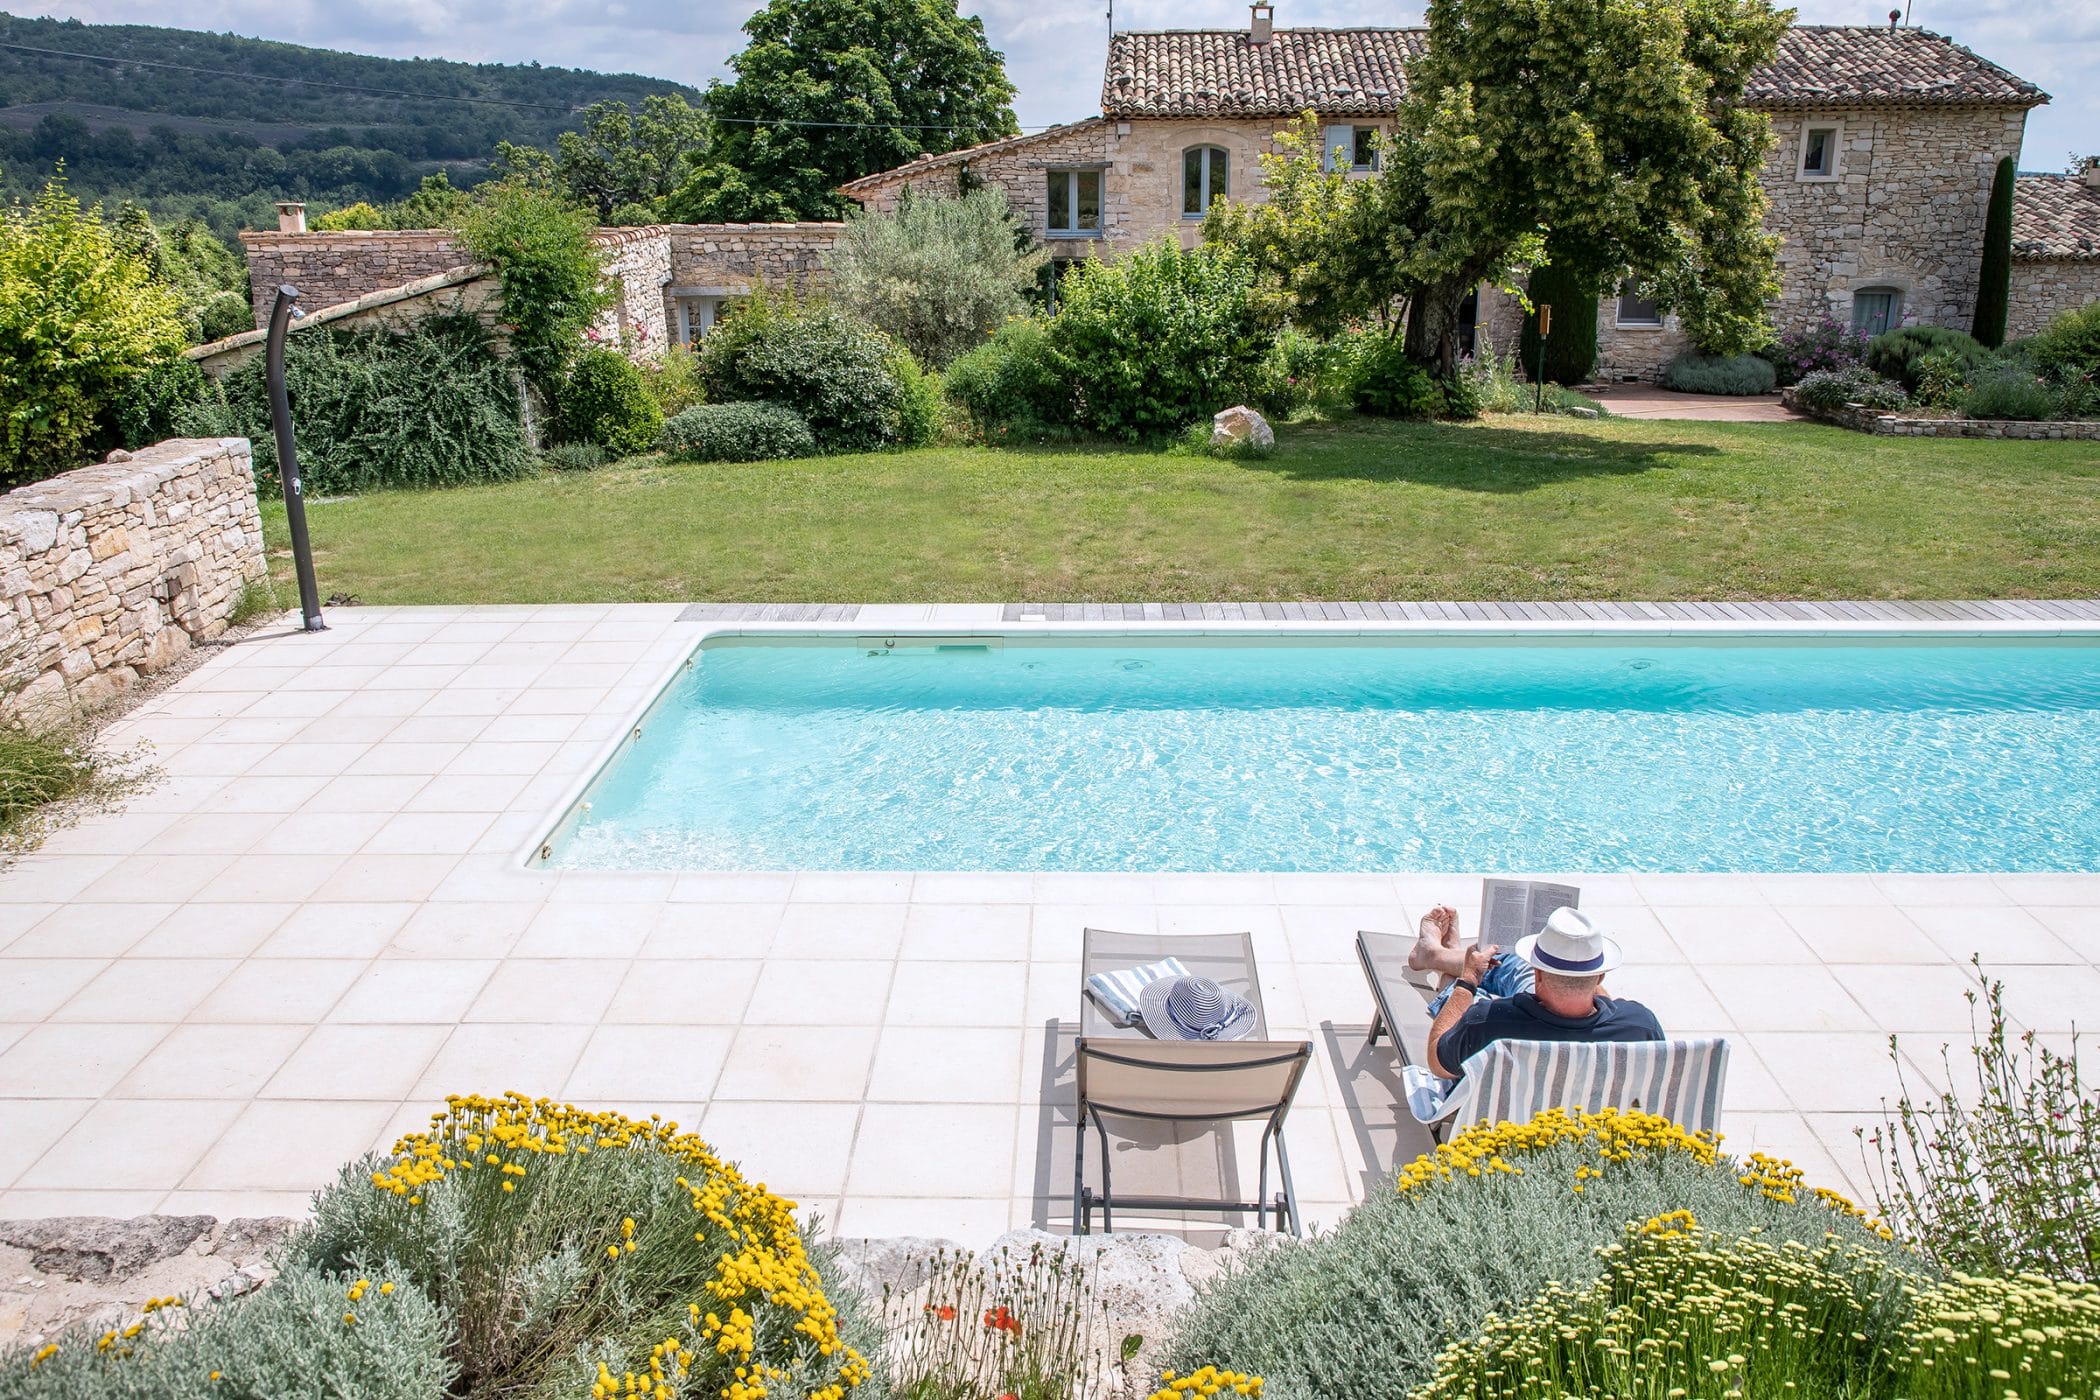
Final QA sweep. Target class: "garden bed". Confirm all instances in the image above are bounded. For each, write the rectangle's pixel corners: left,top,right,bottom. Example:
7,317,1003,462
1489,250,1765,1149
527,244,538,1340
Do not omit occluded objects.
1781,386,2100,439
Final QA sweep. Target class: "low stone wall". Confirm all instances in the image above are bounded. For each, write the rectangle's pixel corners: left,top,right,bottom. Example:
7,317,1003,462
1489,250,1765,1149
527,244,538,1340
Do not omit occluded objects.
0,440,266,725
1780,388,2100,438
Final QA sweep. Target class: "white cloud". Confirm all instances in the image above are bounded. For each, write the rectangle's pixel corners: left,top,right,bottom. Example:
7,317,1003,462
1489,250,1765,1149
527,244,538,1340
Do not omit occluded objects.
32,0,2097,165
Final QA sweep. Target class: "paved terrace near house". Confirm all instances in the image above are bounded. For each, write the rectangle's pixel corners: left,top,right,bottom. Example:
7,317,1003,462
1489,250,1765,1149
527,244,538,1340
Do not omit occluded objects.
2,601,2098,1243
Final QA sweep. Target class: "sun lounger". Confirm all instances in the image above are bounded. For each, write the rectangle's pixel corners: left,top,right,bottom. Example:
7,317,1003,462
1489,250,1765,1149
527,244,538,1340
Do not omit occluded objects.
1406,1037,1731,1142
1356,879,1585,1053
1073,928,1310,1236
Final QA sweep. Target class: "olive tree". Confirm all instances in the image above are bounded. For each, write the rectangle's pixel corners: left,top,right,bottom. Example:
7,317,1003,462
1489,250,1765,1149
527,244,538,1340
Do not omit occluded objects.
826,187,1046,368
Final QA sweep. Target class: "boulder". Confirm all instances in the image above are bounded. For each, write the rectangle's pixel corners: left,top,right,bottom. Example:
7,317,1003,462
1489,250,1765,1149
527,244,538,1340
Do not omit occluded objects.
0,1216,214,1282
825,1235,964,1301
1211,405,1275,451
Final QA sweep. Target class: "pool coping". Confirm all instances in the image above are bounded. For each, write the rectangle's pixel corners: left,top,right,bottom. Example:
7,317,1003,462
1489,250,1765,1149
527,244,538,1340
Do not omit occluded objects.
528,607,2100,874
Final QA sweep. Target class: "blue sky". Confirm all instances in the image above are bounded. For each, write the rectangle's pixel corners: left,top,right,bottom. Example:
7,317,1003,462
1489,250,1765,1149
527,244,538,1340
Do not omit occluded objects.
40,0,2097,170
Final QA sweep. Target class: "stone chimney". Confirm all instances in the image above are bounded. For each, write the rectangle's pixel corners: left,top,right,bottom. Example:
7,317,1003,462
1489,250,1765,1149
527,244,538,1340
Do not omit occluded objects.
2085,156,2100,189
1250,3,1274,43
275,201,307,234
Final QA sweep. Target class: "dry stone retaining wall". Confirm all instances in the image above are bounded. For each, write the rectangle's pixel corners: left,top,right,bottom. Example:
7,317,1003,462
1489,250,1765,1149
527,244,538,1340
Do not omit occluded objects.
1779,388,2100,438
0,440,266,725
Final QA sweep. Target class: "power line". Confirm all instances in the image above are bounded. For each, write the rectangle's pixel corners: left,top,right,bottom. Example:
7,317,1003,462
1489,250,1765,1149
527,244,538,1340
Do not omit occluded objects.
0,38,1078,134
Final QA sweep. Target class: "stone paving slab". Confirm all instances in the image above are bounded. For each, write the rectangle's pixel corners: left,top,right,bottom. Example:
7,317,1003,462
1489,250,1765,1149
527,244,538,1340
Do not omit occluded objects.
0,602,2095,1241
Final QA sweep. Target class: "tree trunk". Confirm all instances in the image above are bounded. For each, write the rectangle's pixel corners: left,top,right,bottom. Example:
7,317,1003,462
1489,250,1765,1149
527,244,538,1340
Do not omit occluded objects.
1404,274,1471,379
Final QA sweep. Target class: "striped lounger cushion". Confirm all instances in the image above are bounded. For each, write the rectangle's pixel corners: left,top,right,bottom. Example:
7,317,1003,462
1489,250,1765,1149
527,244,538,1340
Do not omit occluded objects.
1422,1037,1731,1133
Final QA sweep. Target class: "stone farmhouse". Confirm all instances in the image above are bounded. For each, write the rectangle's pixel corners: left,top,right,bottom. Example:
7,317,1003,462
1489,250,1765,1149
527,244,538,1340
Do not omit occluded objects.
206,6,2099,385
843,7,2100,379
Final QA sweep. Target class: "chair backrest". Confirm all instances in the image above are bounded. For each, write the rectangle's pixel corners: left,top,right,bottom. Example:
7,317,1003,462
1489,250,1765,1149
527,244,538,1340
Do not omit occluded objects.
1080,927,1268,1039
1444,1037,1730,1134
1075,1038,1310,1125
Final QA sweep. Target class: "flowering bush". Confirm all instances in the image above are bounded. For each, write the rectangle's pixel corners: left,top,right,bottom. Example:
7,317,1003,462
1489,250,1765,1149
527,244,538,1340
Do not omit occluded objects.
291,1092,872,1400
1863,963,2100,1283
1415,1216,1907,1398
1762,313,1868,386
1167,1109,1901,1399
877,1240,1111,1400
1149,1366,1264,1399
1793,365,1909,413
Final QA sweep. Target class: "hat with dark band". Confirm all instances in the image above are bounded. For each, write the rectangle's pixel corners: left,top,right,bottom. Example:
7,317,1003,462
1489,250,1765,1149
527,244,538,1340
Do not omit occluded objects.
1514,906,1623,976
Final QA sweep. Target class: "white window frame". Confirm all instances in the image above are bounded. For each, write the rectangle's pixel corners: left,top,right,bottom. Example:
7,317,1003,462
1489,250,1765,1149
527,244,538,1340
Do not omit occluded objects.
1797,120,1842,182
1182,145,1229,218
1615,281,1664,329
1046,167,1104,238
1850,286,1902,337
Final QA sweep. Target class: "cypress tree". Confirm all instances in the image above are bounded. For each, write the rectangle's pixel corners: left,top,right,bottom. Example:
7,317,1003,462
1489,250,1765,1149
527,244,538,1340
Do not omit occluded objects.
1972,155,2015,348
1518,259,1600,385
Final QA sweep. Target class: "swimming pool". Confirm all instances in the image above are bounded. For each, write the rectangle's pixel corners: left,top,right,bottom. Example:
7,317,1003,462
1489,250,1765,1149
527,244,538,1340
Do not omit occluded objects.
539,632,2100,873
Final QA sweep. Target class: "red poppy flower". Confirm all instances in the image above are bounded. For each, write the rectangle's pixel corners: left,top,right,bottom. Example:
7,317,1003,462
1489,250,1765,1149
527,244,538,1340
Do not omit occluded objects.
982,1305,1021,1334
922,1303,957,1321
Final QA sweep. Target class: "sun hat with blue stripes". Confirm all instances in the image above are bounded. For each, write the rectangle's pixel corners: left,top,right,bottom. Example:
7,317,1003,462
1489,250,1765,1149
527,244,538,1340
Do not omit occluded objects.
1514,906,1623,976
1137,974,1258,1041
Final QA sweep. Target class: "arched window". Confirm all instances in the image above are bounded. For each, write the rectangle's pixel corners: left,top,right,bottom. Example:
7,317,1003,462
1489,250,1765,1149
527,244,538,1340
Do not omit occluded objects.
1851,286,1902,337
1183,146,1228,218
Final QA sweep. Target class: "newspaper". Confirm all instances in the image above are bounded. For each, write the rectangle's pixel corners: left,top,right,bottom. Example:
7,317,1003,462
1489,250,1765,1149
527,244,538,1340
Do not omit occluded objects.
1479,879,1580,947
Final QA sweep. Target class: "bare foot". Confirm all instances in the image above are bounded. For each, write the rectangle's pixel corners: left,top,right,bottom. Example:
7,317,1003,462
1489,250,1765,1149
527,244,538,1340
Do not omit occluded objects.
1408,906,1466,976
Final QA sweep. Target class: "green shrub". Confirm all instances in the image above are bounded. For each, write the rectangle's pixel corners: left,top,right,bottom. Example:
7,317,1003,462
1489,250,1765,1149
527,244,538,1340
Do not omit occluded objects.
0,726,103,845
1416,1219,1907,1400
1662,350,1777,395
0,1257,453,1400
635,343,705,417
1250,326,1341,418
1044,240,1274,441
828,187,1048,369
288,1093,873,1400
1864,965,2099,1281
539,441,606,472
197,290,254,343
1344,328,1448,418
2025,301,2100,381
1518,256,1600,385
0,173,187,485
1959,364,2056,421
940,316,1073,434
1865,325,1986,392
458,180,611,387
1794,365,1908,413
1890,1272,2100,1398
179,315,533,493
114,357,210,449
1164,1109,1905,1400
557,347,663,456
658,402,817,462
698,286,913,452
1459,335,1605,416
1912,345,1972,408
890,352,943,448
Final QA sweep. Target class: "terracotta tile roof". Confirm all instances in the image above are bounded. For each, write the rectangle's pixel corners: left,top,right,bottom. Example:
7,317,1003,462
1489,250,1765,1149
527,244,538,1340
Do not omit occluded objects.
1101,24,2045,119
2013,172,2100,261
1102,28,1421,118
1746,25,2045,109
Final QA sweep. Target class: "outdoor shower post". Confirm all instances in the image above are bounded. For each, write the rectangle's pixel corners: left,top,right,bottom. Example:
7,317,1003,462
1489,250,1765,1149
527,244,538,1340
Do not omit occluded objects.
1534,302,1551,414
266,284,326,633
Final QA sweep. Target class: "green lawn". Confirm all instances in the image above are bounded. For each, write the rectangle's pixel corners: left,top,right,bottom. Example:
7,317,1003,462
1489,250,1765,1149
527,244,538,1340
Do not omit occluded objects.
262,414,2100,604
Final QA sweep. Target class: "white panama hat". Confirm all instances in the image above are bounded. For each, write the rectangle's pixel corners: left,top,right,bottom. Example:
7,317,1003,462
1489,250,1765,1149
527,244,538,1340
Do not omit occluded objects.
1137,974,1259,1041
1514,906,1623,976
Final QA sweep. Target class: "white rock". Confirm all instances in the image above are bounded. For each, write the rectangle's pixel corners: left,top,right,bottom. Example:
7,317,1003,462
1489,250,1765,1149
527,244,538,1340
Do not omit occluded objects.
1211,405,1274,451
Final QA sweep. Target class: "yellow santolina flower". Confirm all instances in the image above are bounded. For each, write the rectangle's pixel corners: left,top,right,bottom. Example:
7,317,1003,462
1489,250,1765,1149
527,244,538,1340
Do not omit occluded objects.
1151,1365,1264,1398
369,1092,869,1400
28,1344,58,1370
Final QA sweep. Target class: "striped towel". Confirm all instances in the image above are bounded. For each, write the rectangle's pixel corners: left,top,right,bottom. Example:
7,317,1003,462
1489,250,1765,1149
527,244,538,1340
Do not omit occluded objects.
1406,1038,1731,1132
1085,958,1189,1028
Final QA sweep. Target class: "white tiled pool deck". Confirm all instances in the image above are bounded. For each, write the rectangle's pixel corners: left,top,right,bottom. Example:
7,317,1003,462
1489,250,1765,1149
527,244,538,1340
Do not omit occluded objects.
2,602,2097,1243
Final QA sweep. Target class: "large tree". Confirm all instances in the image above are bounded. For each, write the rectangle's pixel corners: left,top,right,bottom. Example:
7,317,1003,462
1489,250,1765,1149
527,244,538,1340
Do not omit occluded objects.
495,95,708,223
665,0,1018,224
1388,0,1791,375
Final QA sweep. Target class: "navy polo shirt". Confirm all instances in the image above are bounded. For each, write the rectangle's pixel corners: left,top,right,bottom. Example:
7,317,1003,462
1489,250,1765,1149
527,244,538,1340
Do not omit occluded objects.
1436,992,1664,1079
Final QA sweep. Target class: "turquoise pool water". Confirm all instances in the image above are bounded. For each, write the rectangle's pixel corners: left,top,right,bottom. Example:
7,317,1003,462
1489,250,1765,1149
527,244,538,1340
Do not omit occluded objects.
546,635,2100,873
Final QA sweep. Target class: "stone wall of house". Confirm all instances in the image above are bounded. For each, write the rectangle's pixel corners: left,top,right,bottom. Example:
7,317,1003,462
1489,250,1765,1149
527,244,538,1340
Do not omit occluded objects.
1760,104,2027,336
849,122,1114,251
593,227,675,356
2008,258,2100,339
0,439,266,725
237,230,467,327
